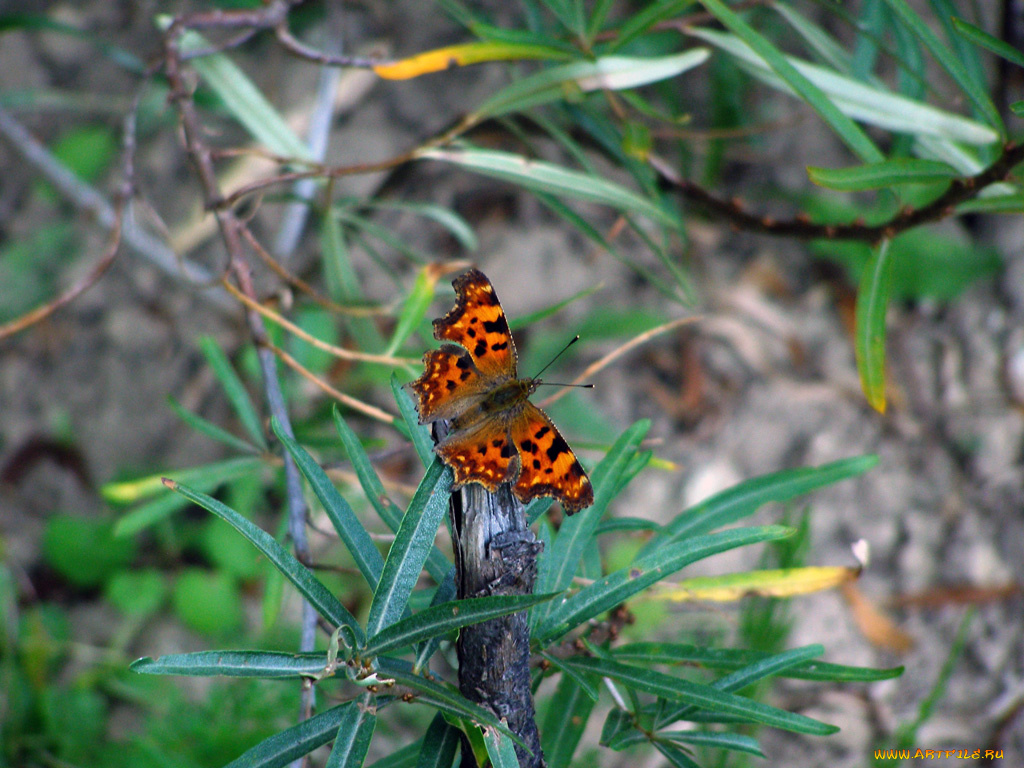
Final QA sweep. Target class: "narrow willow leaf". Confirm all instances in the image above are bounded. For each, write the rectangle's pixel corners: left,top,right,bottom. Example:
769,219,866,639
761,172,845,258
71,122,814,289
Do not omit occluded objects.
475,50,709,118
326,693,376,768
535,526,790,643
379,660,520,743
366,741,421,768
654,566,859,602
333,406,394,524
689,27,998,146
111,457,266,536
644,455,878,554
272,417,384,589
131,650,328,678
392,374,436,468
534,421,650,620
364,200,478,252
808,159,959,191
416,713,461,768
167,397,260,454
956,193,1024,214
221,703,352,768
882,0,1003,135
541,672,598,768
372,40,571,80
418,147,678,227
855,240,893,413
198,337,268,449
612,642,904,682
363,593,557,657
169,26,310,160
483,726,520,768
539,652,600,701
694,0,883,162
164,479,363,641
951,17,1024,68
386,267,440,356
608,0,695,53
655,741,701,768
561,657,837,735
659,731,763,757
772,3,853,73
366,459,451,636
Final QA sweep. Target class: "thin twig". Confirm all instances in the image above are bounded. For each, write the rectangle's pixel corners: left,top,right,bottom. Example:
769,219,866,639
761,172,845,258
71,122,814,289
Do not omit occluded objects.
221,278,416,366
261,339,396,425
650,142,1024,244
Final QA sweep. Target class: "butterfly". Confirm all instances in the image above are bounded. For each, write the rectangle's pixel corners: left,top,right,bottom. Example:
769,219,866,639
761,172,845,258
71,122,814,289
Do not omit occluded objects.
410,269,594,514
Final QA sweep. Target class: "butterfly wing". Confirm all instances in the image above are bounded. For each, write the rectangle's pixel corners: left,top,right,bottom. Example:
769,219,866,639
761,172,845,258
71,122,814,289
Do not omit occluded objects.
433,269,517,379
411,344,489,424
434,418,519,491
509,402,593,514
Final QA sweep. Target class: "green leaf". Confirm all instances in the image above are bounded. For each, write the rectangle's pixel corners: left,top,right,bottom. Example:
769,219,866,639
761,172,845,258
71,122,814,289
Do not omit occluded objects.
534,526,791,643
105,456,265,505
386,268,439,357
808,159,959,191
363,593,557,657
172,568,243,637
380,660,520,743
645,455,878,553
416,712,462,768
167,396,261,454
418,146,678,227
534,420,650,612
689,27,998,146
220,702,354,768
882,0,1003,136
607,0,695,53
855,240,893,413
392,373,436,468
273,417,385,589
694,1,883,162
105,569,166,618
165,479,363,642
475,51,710,118
560,656,837,734
169,25,311,160
131,650,329,678
198,337,268,449
333,407,452,584
655,731,763,757
613,642,903,682
367,741,421,768
483,725,520,768
951,17,1024,68
541,672,598,768
956,193,1024,214
326,693,376,768
42,515,135,588
363,200,479,252
366,460,452,637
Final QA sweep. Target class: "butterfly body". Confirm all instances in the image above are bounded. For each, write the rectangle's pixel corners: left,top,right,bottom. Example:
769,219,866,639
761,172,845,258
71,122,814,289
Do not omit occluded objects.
410,269,593,513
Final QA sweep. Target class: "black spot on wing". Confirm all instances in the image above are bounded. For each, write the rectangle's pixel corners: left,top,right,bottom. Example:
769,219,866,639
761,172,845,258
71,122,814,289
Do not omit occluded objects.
482,319,506,333
534,425,550,440
490,341,508,352
546,434,571,462
520,439,537,454
473,340,487,358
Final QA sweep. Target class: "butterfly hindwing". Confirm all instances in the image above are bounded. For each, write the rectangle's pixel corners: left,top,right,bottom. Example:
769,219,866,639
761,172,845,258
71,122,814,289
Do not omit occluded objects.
433,269,517,379
435,418,519,491
510,402,594,513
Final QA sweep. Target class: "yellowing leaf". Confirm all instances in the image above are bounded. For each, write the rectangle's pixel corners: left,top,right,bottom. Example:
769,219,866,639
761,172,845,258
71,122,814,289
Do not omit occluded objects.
651,566,858,603
373,42,569,80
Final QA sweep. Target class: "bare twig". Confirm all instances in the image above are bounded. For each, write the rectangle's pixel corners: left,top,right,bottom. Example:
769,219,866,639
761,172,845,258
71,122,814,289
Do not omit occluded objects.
650,143,1024,244
261,339,396,425
220,278,416,366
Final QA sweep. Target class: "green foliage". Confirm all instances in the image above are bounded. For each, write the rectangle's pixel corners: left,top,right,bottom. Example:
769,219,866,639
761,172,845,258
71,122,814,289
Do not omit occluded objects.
42,515,136,589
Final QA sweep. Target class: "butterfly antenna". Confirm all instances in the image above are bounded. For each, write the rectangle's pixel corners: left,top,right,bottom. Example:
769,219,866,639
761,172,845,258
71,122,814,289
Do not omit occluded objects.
532,335,589,385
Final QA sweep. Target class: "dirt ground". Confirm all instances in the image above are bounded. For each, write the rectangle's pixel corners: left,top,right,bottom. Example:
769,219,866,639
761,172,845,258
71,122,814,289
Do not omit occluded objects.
2,2,1023,767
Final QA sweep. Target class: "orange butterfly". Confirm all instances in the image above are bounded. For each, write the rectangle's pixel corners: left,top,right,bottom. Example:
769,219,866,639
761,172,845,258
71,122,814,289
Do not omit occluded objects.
411,269,594,514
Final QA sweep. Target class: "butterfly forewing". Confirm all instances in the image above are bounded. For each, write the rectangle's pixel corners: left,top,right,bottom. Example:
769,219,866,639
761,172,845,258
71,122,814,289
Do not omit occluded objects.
433,269,517,380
